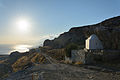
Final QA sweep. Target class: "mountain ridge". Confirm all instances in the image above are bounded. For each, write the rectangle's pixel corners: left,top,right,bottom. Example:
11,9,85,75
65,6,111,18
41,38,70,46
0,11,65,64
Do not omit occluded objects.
43,16,120,49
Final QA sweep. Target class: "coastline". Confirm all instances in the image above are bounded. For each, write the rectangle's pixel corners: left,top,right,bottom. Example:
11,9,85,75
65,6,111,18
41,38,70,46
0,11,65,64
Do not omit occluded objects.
0,44,33,55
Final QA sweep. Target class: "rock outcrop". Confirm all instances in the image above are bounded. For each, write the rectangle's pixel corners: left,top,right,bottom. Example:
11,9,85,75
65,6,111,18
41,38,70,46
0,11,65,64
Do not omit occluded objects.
12,52,49,72
43,16,120,49
0,50,50,79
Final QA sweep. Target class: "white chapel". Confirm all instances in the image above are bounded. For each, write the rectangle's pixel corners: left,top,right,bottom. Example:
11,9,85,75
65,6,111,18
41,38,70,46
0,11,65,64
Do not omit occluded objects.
85,34,103,50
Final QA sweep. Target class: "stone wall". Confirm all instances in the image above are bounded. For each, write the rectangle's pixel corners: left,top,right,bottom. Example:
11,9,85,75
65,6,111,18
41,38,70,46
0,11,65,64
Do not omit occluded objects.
71,50,85,64
71,50,94,64
102,50,120,61
65,49,120,64
88,50,120,62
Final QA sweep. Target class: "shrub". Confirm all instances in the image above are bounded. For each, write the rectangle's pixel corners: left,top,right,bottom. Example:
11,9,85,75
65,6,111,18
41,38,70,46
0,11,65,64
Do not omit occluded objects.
65,43,79,57
46,49,65,61
74,61,83,65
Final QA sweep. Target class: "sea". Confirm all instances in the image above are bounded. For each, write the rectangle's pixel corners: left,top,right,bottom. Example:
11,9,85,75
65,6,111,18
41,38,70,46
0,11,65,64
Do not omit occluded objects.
0,44,33,55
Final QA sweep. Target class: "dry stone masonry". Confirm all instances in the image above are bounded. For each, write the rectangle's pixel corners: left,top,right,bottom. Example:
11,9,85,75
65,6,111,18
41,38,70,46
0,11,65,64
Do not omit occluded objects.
65,34,120,64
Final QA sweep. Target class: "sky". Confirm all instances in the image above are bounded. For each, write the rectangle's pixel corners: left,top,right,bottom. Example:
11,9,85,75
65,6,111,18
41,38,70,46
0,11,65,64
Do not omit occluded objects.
0,0,119,45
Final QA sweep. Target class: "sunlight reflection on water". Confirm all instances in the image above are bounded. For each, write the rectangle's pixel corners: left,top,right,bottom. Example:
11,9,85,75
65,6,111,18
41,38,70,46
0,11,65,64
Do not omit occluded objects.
13,45,32,53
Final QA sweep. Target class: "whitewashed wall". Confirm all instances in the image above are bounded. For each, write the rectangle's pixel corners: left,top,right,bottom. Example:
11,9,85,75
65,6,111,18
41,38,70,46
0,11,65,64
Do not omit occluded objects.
85,34,103,49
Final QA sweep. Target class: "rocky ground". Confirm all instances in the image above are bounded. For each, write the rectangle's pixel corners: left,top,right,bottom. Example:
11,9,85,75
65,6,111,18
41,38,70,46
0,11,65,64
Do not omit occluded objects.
4,63,120,80
4,50,120,80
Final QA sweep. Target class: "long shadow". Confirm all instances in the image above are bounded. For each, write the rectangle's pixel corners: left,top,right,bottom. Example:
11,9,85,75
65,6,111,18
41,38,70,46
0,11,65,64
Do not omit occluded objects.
82,63,120,73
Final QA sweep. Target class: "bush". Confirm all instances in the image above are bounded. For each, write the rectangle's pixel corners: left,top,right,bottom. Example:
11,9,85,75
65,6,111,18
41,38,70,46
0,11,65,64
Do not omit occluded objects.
65,43,79,57
46,49,65,61
74,61,83,65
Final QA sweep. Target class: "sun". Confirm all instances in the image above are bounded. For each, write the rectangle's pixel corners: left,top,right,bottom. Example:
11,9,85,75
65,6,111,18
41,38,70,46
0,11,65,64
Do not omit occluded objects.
17,19,29,32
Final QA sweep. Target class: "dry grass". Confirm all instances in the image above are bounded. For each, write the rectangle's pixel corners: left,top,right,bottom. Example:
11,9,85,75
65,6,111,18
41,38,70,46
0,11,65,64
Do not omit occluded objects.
31,53,45,63
46,48,65,61
74,61,83,65
12,53,47,72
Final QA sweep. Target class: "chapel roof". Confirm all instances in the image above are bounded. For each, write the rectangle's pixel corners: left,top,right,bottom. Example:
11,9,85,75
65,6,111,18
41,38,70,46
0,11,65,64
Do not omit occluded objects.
87,34,99,40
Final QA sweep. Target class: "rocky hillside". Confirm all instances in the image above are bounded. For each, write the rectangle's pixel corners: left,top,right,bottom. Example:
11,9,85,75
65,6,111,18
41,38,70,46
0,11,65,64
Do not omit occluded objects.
0,49,49,79
44,16,120,49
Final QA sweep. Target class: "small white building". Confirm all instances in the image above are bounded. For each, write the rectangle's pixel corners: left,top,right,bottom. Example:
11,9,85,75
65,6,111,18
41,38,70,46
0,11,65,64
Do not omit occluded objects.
86,34,103,50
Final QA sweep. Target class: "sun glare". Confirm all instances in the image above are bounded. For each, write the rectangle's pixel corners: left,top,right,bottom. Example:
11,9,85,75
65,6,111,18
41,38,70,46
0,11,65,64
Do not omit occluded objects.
16,19,29,32
13,45,32,52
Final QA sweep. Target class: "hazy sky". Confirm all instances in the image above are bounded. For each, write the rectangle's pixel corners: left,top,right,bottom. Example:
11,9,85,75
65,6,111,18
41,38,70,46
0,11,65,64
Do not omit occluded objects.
0,0,119,45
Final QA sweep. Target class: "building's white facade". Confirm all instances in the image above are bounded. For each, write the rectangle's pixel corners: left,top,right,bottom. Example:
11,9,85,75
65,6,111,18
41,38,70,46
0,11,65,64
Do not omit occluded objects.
86,34,103,50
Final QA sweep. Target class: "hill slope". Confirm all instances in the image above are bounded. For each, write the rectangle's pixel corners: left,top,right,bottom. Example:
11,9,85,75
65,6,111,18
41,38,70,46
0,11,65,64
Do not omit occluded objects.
44,16,120,49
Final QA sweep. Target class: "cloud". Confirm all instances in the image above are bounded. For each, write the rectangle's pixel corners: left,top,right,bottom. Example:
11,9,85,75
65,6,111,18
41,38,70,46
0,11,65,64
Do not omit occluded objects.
37,32,64,46
8,32,64,47
40,32,64,40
